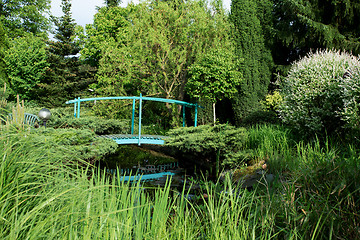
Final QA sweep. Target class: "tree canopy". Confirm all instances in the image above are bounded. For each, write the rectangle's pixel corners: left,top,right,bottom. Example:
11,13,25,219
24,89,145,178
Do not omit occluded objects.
4,33,49,100
0,0,51,37
272,0,360,69
84,0,234,123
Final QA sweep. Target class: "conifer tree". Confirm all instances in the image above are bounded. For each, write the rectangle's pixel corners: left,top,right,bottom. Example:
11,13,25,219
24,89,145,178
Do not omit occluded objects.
104,0,121,7
273,0,360,70
230,0,273,124
39,0,95,106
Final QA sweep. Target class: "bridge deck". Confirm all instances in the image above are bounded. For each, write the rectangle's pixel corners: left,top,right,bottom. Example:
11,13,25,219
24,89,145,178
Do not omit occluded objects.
99,134,168,145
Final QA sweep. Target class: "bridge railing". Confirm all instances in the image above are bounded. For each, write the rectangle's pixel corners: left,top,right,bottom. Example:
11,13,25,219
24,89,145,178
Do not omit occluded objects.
66,94,203,145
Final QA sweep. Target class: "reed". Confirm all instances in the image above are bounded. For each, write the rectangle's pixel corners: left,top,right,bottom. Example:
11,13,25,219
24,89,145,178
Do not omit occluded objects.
1,121,359,239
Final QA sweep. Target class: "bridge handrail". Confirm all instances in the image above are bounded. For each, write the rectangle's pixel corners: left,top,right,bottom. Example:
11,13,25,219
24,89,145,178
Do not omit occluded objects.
66,96,203,109
66,94,203,145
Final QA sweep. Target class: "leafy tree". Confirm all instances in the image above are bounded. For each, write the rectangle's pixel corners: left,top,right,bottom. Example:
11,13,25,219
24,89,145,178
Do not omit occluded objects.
272,0,360,71
39,0,96,106
0,0,50,37
89,0,233,123
80,6,132,67
4,33,49,100
230,0,274,125
187,48,242,125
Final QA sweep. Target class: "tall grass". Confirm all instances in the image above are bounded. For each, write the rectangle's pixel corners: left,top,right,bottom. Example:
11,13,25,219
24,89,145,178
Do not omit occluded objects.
246,124,360,239
0,130,266,239
1,109,359,239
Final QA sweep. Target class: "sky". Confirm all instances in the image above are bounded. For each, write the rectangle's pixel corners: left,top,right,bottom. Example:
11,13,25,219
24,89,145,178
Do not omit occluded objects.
50,0,232,28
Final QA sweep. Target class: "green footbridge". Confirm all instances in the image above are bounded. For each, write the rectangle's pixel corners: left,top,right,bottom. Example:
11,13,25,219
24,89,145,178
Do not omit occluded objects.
66,94,202,145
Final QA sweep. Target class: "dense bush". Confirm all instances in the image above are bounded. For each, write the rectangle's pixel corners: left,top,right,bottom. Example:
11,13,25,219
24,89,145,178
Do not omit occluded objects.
279,49,360,136
166,124,249,169
28,127,118,165
42,107,131,135
50,115,130,135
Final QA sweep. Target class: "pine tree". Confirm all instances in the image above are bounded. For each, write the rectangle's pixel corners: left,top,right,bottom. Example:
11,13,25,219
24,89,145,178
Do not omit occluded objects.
39,0,96,106
104,0,121,7
230,0,273,124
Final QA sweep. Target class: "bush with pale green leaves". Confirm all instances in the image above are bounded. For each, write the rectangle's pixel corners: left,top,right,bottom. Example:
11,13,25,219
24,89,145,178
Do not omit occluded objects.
279,49,360,136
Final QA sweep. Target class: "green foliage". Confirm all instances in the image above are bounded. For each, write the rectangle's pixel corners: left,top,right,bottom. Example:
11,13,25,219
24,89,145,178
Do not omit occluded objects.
104,0,121,8
50,115,130,135
279,49,360,136
262,90,283,112
4,33,49,100
86,0,233,123
30,128,118,163
51,0,79,56
167,124,249,167
230,0,274,124
273,0,360,63
0,0,50,38
38,0,96,106
0,23,9,86
0,84,9,115
0,122,359,239
80,6,132,66
187,47,242,123
31,106,129,135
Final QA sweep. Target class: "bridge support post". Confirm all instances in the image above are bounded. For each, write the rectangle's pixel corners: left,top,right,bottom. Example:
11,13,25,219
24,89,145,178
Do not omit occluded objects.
77,97,81,118
138,94,142,146
131,98,135,135
182,105,186,127
74,98,77,117
194,104,198,127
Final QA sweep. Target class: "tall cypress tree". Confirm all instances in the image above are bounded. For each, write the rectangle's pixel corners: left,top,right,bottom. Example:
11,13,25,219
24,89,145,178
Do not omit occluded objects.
39,0,95,106
230,0,273,125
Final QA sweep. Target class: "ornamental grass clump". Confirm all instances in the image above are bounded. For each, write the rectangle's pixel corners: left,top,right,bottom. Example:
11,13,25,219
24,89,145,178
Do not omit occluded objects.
279,49,360,136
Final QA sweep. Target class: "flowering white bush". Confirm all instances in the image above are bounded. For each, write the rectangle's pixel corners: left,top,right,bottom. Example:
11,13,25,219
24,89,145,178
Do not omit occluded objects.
279,49,360,135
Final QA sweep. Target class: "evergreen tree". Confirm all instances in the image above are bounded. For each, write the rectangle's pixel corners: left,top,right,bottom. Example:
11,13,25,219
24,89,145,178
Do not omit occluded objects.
272,0,360,71
104,0,121,7
230,0,273,125
39,0,95,106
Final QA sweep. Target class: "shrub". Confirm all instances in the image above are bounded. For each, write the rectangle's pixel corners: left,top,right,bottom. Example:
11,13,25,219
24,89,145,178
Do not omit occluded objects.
166,124,249,171
279,49,360,136
44,107,130,135
26,128,118,165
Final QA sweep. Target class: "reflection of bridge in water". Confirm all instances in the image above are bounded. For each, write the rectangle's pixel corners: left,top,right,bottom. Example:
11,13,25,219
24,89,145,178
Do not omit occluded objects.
66,94,202,145
106,162,180,182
